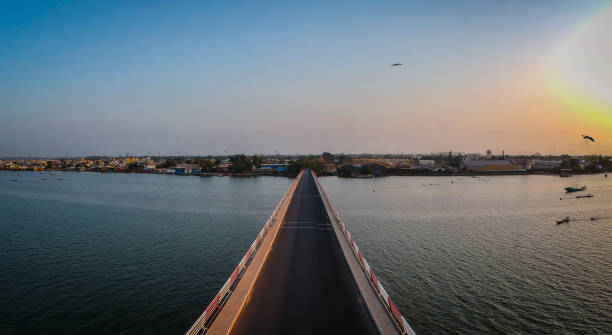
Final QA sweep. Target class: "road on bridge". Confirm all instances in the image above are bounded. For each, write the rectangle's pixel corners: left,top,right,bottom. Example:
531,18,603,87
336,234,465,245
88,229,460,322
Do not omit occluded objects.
229,169,380,335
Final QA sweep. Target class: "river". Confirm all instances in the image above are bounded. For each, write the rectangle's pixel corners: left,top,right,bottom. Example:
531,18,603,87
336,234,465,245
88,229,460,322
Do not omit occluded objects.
1,171,610,334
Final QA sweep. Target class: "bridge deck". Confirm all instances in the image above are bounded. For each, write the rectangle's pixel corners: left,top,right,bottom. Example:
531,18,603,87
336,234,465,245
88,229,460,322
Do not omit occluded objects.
228,170,380,335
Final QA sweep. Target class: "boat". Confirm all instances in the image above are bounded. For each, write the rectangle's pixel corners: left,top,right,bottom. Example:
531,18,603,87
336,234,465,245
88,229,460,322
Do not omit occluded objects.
565,186,586,193
556,217,570,224
576,194,594,199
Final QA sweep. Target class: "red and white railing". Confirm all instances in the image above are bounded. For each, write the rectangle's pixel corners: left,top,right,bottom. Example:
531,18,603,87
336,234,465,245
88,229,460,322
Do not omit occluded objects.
312,171,417,335
186,170,303,335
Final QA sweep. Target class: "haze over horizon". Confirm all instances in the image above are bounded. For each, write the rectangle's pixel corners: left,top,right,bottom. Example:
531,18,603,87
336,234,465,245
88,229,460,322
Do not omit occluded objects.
2,1,611,157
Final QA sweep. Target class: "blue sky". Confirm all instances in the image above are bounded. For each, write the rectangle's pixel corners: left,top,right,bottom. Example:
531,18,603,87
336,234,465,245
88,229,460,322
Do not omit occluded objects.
1,1,610,156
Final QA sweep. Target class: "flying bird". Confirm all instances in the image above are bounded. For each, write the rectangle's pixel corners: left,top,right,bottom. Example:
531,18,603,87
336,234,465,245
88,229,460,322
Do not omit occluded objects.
390,63,402,67
581,135,595,142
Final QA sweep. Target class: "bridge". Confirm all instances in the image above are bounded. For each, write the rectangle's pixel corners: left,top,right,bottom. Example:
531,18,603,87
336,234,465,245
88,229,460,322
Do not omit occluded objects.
186,169,416,335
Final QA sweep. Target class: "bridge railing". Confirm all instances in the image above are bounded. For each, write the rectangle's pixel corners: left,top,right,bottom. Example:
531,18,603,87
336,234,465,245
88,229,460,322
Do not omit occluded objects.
185,170,303,335
312,171,417,335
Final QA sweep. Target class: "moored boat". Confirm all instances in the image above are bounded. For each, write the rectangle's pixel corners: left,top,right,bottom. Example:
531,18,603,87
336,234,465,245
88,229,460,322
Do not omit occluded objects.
556,217,570,224
576,194,594,199
565,186,586,193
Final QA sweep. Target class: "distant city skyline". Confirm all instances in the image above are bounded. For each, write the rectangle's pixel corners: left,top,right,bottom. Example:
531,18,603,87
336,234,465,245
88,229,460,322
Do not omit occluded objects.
0,149,603,160
1,1,611,156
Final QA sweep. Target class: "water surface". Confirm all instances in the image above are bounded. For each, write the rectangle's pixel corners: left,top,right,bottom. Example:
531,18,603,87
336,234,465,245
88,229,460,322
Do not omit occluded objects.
1,172,610,334
0,171,291,334
321,175,611,334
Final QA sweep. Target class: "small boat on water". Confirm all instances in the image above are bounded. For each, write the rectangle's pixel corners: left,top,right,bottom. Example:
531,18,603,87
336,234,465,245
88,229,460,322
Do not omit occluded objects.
556,217,570,224
576,194,594,199
565,186,586,193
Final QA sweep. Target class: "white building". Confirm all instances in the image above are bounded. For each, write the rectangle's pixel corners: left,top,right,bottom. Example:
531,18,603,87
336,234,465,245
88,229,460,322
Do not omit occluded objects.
418,159,435,166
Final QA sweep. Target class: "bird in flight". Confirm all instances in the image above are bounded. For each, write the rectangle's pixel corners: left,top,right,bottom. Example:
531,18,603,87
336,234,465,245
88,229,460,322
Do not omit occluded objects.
581,135,595,142
390,63,402,67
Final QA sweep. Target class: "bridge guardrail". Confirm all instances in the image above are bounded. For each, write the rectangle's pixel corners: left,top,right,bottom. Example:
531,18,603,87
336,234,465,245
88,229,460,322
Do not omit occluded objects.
312,171,417,335
185,170,303,335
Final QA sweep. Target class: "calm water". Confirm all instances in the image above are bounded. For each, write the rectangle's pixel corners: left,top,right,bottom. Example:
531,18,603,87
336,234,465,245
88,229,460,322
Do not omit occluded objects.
0,171,291,334
1,172,611,334
321,175,611,335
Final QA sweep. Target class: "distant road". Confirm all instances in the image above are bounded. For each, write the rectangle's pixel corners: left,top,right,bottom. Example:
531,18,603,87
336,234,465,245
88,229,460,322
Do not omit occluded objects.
229,169,379,335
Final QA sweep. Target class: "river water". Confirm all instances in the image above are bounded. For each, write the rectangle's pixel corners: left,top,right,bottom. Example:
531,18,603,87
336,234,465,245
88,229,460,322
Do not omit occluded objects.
0,171,292,334
321,174,611,334
1,171,610,334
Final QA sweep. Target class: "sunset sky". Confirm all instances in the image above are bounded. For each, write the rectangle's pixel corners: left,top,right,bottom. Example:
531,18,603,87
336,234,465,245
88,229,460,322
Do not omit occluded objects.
1,1,611,157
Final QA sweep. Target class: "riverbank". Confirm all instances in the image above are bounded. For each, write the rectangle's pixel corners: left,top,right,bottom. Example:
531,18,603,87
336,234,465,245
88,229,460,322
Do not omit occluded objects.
2,168,608,179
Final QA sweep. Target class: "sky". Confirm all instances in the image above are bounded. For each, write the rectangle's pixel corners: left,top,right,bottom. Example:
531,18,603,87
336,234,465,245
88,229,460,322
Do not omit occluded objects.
1,0,611,157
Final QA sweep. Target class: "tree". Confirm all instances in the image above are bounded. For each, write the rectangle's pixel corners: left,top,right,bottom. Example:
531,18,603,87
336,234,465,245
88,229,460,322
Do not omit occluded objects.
251,155,263,168
160,159,176,168
560,160,570,169
230,154,253,173
322,152,335,163
198,158,214,172
287,156,330,177
335,154,348,164
288,161,305,177
308,157,326,173
359,165,372,175
337,166,353,178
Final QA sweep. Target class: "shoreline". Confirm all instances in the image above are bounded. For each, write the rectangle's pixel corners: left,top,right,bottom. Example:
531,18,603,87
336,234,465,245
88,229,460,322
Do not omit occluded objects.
1,169,606,178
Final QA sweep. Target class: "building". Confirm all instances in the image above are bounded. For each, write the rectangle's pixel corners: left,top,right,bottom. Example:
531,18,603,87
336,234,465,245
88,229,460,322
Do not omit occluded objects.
462,160,522,172
464,154,481,162
418,159,435,167
175,164,201,175
473,164,522,172
569,157,584,168
259,163,289,172
367,163,387,176
320,164,338,176
338,164,361,177
530,160,561,171
395,160,413,168
257,163,289,175
216,161,232,172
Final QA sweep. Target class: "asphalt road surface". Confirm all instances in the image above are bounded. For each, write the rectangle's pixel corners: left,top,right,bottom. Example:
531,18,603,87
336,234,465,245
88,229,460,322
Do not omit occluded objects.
230,169,380,335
